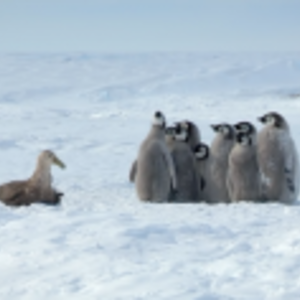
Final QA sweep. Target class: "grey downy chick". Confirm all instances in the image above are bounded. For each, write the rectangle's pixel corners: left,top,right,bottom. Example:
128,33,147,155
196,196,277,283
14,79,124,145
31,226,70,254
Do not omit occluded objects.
227,132,261,202
133,111,177,202
168,123,202,203
257,112,299,204
209,123,235,203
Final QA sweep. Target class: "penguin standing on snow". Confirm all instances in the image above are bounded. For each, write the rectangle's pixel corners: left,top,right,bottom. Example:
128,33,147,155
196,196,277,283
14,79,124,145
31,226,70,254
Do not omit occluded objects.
257,112,299,204
132,111,177,202
227,132,261,202
168,123,202,202
208,123,235,203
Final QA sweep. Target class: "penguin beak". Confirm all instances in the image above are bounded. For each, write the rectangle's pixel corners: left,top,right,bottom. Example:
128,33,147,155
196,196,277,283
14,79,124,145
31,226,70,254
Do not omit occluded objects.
257,116,265,123
52,155,66,169
233,124,240,131
210,124,218,132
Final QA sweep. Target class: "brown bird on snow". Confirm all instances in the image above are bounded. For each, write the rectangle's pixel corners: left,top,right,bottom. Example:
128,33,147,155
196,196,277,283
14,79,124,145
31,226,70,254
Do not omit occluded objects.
0,150,66,207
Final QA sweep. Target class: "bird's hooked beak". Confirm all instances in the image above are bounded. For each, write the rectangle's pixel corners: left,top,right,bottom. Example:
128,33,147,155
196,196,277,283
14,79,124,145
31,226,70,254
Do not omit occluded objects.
52,155,66,169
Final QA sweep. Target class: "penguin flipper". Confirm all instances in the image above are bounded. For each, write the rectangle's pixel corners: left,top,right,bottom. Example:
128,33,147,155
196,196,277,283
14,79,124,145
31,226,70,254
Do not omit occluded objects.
285,167,295,193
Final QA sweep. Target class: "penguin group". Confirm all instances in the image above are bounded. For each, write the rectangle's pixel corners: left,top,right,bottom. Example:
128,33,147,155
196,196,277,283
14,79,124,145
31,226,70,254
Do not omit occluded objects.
130,111,300,204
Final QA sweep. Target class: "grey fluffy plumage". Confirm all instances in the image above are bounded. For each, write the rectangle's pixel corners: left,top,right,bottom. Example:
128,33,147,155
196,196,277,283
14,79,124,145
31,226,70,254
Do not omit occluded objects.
227,133,261,202
209,123,235,203
257,112,299,204
133,111,177,202
168,124,201,202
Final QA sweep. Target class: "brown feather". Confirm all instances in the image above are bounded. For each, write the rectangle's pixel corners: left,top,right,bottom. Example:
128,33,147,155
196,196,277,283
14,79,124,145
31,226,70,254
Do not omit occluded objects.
0,150,65,207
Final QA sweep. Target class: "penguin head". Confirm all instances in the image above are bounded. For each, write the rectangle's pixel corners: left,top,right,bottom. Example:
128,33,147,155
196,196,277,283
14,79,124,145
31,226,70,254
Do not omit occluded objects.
180,120,194,135
258,112,288,130
234,121,256,135
153,111,166,128
211,123,234,139
236,133,252,146
174,123,188,142
194,143,209,160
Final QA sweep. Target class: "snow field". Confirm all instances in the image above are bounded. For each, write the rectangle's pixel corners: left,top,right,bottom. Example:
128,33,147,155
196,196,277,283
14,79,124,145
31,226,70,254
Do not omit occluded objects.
1,53,300,299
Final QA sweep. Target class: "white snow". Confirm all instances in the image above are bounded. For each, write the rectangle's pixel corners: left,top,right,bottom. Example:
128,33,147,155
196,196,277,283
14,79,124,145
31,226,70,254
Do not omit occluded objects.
1,52,300,299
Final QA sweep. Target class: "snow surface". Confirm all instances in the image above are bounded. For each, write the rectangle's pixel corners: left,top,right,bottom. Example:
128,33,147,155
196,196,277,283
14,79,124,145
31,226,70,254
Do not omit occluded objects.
1,52,300,299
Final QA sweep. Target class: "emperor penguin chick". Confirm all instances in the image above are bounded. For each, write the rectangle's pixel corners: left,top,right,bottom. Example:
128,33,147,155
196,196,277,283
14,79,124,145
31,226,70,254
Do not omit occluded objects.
209,123,235,203
227,133,261,202
133,111,177,202
257,112,299,204
194,142,211,202
168,124,201,202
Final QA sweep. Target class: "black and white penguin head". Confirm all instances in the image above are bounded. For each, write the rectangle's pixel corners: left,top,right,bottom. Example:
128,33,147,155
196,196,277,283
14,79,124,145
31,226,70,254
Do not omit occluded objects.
152,111,166,128
174,123,189,142
258,112,288,130
211,123,234,138
234,121,256,135
236,133,252,147
194,143,210,160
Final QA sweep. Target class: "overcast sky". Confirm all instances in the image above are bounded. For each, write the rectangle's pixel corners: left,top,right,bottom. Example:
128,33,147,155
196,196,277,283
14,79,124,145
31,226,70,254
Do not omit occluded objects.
0,0,299,53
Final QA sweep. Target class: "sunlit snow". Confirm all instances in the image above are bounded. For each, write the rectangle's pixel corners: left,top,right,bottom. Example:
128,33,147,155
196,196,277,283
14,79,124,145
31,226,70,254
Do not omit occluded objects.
1,53,300,300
